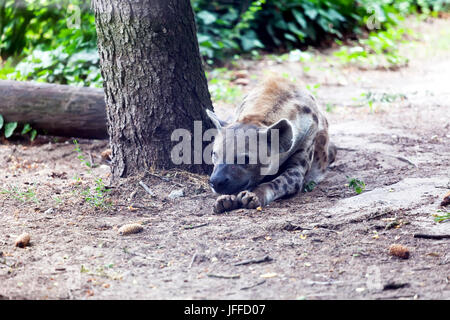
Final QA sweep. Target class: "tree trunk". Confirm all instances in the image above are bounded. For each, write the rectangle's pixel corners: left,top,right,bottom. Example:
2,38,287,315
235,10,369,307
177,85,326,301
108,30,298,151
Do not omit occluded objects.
0,80,107,139
92,0,214,180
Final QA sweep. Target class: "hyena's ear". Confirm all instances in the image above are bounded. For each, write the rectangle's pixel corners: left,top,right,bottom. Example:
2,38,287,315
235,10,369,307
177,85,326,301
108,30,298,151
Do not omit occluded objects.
266,118,294,153
206,109,228,130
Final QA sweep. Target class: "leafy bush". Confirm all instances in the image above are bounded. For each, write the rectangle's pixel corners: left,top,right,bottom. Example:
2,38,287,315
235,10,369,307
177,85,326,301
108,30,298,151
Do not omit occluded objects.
1,0,99,86
12,45,101,87
255,0,358,49
1,0,449,88
193,0,266,60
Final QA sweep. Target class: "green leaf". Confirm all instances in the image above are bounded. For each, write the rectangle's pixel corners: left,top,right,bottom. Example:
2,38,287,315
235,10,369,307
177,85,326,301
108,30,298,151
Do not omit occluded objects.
4,122,18,138
21,123,32,135
30,129,37,141
0,115,3,130
197,11,217,25
292,9,307,29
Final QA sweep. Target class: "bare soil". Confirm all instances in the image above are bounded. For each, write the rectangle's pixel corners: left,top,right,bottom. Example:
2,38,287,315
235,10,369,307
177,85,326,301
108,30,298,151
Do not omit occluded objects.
0,18,449,300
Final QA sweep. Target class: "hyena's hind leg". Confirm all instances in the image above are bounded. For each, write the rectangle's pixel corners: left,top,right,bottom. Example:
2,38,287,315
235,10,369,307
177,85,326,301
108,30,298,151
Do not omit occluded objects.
305,130,336,185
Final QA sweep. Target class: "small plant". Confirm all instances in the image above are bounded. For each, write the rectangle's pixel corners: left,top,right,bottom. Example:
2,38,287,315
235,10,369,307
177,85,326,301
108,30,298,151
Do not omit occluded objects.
0,115,37,141
73,139,92,168
306,83,321,97
325,103,336,113
81,178,111,209
72,140,111,209
347,177,366,194
303,181,317,192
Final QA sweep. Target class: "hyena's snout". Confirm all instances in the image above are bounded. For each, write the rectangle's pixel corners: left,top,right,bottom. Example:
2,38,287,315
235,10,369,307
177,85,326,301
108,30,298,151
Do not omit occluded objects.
209,174,230,194
209,164,251,195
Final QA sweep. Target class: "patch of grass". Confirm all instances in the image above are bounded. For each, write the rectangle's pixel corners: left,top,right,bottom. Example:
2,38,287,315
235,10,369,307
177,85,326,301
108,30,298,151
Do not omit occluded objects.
354,91,408,111
1,185,40,204
434,212,450,223
206,68,243,105
80,178,111,209
325,103,337,113
334,23,412,70
306,83,321,98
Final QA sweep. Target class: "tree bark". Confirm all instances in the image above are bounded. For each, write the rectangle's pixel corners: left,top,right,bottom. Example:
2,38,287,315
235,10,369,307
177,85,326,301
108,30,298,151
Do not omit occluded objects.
92,0,214,180
0,80,107,139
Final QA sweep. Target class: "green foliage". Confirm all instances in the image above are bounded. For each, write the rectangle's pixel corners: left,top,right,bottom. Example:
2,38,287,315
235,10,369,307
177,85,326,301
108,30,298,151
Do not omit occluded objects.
193,0,266,61
1,0,100,86
0,0,449,88
81,178,110,209
347,177,366,194
0,114,38,141
3,121,17,138
256,0,357,48
1,185,40,204
73,139,92,168
334,23,412,69
434,212,450,223
206,68,243,104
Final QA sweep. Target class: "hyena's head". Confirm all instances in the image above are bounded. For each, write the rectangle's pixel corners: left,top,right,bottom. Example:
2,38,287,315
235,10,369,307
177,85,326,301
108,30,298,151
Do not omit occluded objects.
206,110,294,195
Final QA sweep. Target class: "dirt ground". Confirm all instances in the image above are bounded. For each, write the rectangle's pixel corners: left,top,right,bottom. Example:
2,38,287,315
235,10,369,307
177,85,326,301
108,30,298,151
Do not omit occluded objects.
0,18,449,300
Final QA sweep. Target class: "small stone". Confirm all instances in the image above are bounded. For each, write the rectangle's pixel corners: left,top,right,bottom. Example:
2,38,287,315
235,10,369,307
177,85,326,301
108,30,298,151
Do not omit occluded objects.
44,208,54,215
168,189,184,199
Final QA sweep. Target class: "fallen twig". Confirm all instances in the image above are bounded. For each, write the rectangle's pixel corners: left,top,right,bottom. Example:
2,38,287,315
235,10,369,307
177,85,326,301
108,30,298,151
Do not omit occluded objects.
383,282,410,290
240,280,266,290
392,155,416,167
88,151,95,168
282,222,311,232
375,294,417,300
139,181,155,196
146,171,185,188
184,223,209,230
234,255,273,266
413,233,450,240
336,147,358,152
188,252,198,269
207,273,240,279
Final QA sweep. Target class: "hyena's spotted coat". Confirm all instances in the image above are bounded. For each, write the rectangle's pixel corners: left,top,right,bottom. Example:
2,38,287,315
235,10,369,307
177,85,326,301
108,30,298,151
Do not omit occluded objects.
207,76,336,213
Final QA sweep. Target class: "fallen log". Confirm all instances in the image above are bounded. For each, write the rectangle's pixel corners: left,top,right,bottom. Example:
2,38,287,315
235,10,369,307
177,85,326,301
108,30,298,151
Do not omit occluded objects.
0,80,107,139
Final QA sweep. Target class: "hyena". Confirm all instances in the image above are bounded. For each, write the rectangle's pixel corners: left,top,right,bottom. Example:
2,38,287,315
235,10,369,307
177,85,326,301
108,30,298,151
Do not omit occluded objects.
206,76,336,213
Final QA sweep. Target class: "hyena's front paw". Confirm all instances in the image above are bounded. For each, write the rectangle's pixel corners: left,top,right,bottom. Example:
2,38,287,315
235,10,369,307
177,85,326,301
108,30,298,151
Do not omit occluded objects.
213,195,241,214
237,191,262,209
